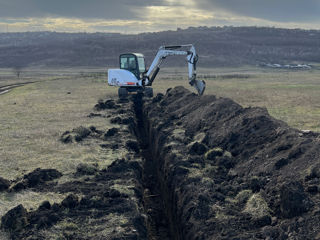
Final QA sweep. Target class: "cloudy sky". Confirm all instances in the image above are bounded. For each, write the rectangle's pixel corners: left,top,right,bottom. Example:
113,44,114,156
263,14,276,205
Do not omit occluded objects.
0,0,319,33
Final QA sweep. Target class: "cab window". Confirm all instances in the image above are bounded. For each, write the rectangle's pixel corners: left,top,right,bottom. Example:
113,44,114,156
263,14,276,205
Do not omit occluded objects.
137,57,146,73
120,55,136,70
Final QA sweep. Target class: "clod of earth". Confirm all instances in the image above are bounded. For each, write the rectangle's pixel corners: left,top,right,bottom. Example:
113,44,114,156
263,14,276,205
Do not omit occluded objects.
0,177,10,191
279,181,312,218
61,194,79,209
73,126,91,142
117,109,127,114
305,164,320,181
94,99,119,111
76,163,98,176
38,201,51,211
104,127,119,137
274,157,289,170
188,141,208,155
110,116,122,124
60,130,72,143
126,140,140,153
87,112,103,118
60,125,104,143
11,168,62,191
1,204,28,233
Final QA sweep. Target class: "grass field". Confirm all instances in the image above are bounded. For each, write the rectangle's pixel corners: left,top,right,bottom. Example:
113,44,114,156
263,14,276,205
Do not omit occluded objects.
0,66,319,236
0,72,117,229
155,67,320,131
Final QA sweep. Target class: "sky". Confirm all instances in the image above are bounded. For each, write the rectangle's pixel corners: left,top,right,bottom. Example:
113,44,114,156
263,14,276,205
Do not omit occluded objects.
0,0,319,33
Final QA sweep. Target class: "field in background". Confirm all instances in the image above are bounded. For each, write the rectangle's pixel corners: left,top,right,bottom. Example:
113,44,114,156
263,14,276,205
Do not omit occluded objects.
0,66,319,233
154,66,320,132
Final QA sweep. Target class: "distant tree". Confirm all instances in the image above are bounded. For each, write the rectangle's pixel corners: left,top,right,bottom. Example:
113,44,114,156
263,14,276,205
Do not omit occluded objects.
13,66,23,78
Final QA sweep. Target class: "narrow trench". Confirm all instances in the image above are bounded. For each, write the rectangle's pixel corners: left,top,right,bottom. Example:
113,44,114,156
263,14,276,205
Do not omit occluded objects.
132,94,180,240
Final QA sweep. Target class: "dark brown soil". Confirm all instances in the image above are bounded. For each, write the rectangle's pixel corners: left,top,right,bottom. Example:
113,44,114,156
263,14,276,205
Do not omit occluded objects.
142,86,320,239
0,177,10,192
5,168,63,192
94,99,120,111
2,86,320,239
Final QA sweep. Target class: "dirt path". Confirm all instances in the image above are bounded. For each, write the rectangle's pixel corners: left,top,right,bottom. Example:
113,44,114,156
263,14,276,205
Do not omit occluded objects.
0,82,36,95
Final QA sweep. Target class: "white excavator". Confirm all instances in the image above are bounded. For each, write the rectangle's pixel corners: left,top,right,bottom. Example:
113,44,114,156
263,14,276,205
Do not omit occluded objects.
108,44,206,99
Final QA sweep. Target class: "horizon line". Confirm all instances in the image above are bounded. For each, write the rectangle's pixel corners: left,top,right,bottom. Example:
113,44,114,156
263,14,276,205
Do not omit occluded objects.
0,25,319,35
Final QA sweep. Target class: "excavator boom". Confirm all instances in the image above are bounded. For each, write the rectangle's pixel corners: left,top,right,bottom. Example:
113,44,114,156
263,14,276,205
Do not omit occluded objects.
145,44,206,95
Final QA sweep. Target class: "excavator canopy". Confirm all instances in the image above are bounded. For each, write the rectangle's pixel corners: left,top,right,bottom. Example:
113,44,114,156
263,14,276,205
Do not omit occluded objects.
120,53,146,80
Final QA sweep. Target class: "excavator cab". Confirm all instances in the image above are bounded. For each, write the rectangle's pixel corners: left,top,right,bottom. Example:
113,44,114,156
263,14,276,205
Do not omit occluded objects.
110,53,152,99
120,53,146,80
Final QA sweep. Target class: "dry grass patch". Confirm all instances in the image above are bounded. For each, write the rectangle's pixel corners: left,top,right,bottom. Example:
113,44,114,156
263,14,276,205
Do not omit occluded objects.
0,76,116,179
155,67,320,132
0,73,122,229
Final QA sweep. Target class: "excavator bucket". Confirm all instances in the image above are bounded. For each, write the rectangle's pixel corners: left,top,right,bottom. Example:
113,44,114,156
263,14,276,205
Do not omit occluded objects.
192,79,206,95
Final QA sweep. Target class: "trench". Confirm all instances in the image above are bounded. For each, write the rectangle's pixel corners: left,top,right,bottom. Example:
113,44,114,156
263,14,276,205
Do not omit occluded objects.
132,94,182,240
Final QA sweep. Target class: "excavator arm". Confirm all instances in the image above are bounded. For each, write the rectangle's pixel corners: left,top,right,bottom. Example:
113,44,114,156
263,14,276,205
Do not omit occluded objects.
144,44,206,95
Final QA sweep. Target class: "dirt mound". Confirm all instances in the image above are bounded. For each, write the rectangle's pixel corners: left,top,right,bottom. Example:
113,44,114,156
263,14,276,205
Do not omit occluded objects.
75,163,98,176
11,168,62,191
94,99,120,111
60,125,122,144
60,126,106,143
60,126,92,143
142,86,320,239
1,204,28,234
0,177,10,192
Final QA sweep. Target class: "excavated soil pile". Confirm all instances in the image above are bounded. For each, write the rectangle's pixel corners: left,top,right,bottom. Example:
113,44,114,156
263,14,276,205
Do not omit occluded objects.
2,86,320,239
140,86,320,239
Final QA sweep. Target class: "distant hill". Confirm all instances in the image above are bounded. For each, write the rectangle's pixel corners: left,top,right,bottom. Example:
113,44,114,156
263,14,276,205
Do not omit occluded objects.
0,26,319,69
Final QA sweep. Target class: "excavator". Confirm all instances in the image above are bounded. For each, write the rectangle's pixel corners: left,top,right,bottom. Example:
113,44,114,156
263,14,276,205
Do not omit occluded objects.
108,44,206,99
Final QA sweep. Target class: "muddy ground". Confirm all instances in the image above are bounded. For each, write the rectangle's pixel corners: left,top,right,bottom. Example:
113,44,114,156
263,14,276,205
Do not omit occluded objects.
1,86,320,239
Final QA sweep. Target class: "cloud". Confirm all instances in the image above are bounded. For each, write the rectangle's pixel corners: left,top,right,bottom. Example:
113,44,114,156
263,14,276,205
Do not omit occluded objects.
0,0,164,19
0,17,157,33
0,0,319,33
196,0,320,22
